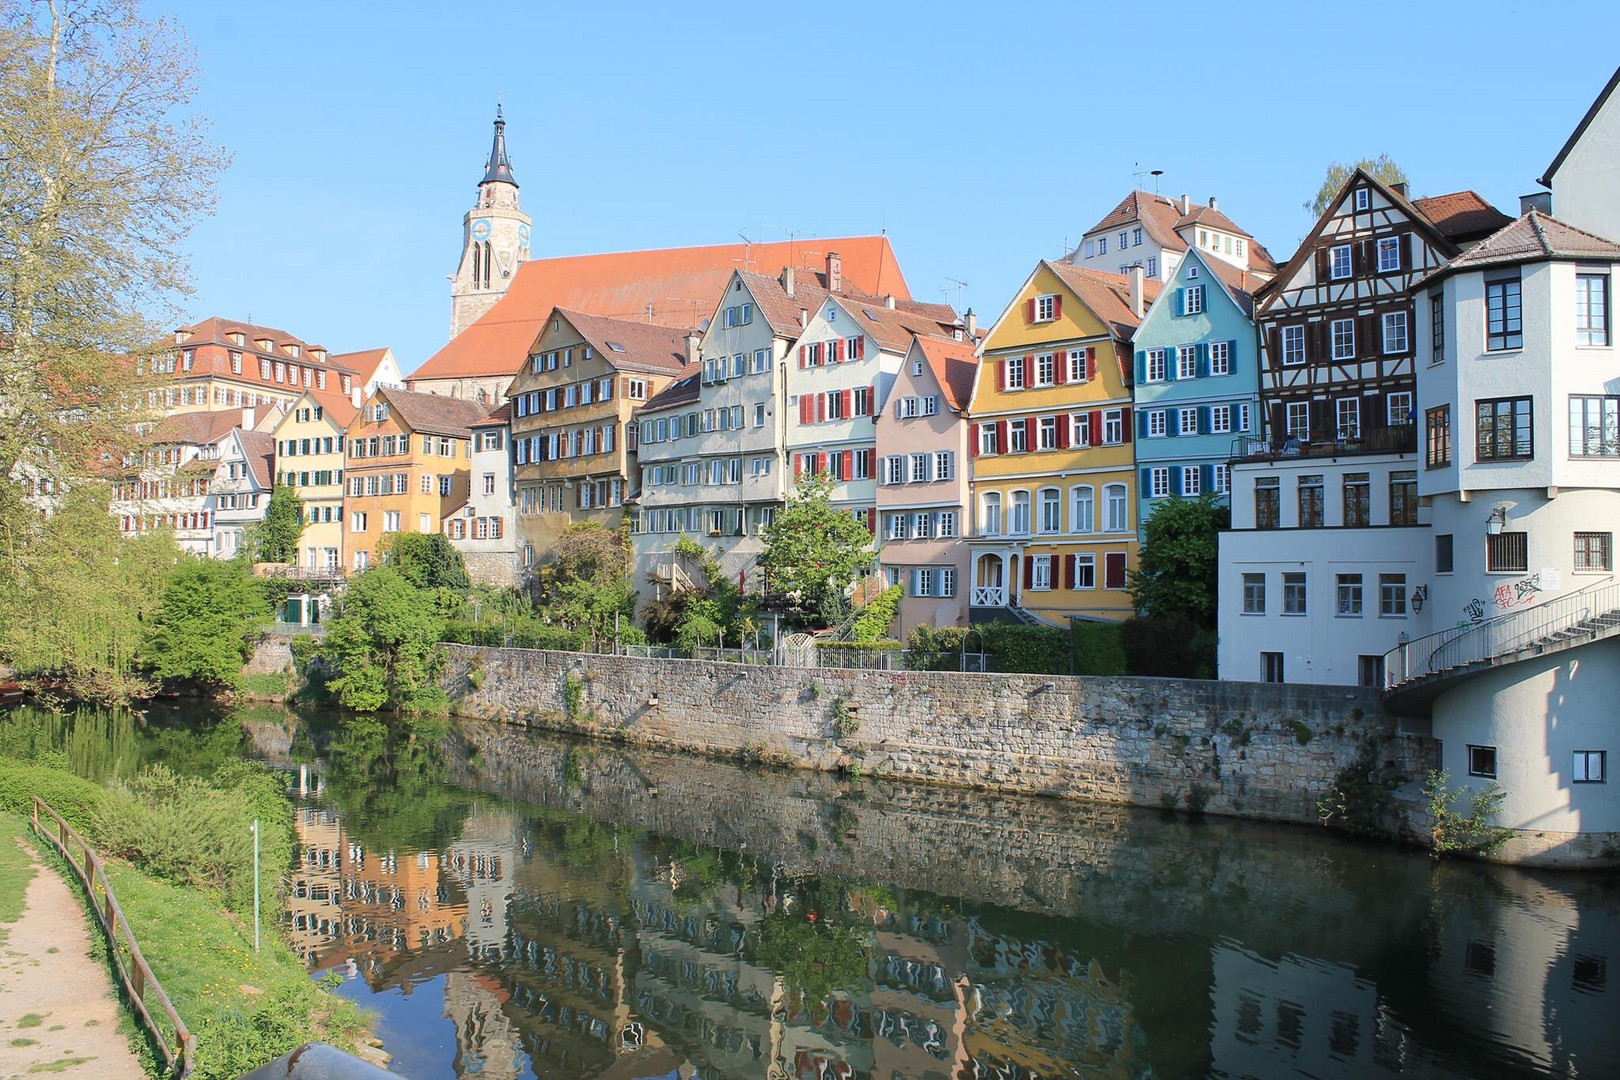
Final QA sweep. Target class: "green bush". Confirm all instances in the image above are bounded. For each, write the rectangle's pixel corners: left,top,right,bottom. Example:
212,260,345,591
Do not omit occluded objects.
1071,621,1126,676
984,623,1071,675
510,625,586,651
1121,616,1216,678
903,626,970,671
851,585,902,643
0,759,107,832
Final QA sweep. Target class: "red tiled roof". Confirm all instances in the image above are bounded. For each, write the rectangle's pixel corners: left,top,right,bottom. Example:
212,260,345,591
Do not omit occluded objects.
472,402,512,426
237,430,275,490
555,309,690,376
378,387,493,439
148,405,280,445
1045,263,1164,340
328,348,393,385
409,235,910,383
1425,210,1620,283
1412,191,1515,244
1197,255,1263,317
638,362,703,413
912,337,979,414
830,298,960,354
1080,191,1278,273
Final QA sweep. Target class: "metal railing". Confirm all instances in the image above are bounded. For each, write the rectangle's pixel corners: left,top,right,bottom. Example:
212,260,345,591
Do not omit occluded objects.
1231,423,1417,463
1384,577,1620,690
620,643,773,665
29,797,195,1077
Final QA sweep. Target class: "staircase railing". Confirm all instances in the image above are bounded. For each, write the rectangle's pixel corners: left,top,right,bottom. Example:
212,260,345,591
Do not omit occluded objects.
1384,576,1620,690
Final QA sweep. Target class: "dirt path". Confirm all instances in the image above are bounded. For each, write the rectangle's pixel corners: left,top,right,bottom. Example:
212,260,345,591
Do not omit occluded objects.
0,833,145,1080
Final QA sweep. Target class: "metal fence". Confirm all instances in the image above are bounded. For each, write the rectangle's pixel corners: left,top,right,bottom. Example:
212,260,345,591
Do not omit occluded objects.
620,643,774,665
30,797,194,1076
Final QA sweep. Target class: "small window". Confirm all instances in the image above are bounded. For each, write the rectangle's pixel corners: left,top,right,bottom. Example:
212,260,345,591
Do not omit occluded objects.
1281,325,1306,366
1436,533,1454,574
1329,244,1353,280
1358,655,1384,688
1353,187,1370,211
1242,573,1266,614
1184,285,1204,315
1468,745,1498,779
1573,750,1607,784
1379,574,1407,617
1486,278,1523,350
1282,572,1307,615
1336,574,1363,616
1262,652,1285,683
1376,236,1401,273
1486,532,1528,574
1426,405,1452,468
1574,531,1613,572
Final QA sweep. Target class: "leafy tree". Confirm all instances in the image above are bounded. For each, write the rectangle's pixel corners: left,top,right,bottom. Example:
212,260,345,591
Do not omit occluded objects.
1127,493,1229,627
757,475,873,626
378,531,470,592
323,567,444,712
850,585,902,643
0,1,224,551
141,556,270,689
254,484,303,564
1307,154,1407,216
528,522,637,646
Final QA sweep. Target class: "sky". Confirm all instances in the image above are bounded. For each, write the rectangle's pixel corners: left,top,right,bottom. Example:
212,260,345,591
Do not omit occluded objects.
152,0,1620,375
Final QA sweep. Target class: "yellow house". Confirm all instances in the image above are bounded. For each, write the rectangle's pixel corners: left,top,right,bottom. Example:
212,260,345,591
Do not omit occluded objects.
967,261,1159,625
271,389,357,574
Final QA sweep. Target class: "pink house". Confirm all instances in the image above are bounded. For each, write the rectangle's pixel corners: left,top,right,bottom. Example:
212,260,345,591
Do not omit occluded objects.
875,336,979,636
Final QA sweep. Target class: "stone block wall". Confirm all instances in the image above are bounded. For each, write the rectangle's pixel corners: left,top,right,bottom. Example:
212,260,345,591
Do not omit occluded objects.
439,646,1435,828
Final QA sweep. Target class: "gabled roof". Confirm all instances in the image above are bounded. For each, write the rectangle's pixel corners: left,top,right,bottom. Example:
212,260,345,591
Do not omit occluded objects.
1421,211,1620,285
148,405,280,445
638,362,703,414
410,235,910,383
827,297,960,354
554,309,689,376
328,348,393,385
1077,191,1278,273
235,430,275,490
1045,262,1164,340
1412,192,1514,245
1540,65,1620,187
736,269,833,336
472,402,512,428
909,337,978,414
376,387,491,439
1198,255,1262,318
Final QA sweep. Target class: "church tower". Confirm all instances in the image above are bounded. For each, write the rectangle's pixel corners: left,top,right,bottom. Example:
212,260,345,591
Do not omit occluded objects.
449,106,532,339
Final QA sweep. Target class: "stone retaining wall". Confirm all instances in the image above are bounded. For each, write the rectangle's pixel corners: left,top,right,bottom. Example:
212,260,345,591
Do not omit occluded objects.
439,645,1435,829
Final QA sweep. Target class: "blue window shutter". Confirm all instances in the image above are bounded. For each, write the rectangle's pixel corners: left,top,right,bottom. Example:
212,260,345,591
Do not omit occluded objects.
1135,350,1146,382
1202,463,1214,491
1165,406,1178,435
1197,342,1209,378
1136,410,1148,438
1228,339,1239,373
1174,289,1185,316
1140,467,1152,495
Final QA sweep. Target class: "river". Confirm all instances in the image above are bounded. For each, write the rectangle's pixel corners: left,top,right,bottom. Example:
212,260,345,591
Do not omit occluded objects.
11,702,1620,1079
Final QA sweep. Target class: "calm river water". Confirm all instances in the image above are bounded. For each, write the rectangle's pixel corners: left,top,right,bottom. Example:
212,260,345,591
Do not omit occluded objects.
20,703,1620,1079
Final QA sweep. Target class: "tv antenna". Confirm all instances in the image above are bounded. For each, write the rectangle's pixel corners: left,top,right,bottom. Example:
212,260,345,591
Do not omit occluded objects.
763,224,808,269
940,278,968,307
1132,163,1164,195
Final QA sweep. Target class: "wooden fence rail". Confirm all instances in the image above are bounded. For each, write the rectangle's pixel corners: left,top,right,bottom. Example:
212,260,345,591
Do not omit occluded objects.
29,796,195,1077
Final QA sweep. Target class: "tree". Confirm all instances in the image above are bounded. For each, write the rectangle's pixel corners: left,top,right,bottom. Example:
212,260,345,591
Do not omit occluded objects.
322,567,444,712
141,556,270,688
379,531,470,592
0,1,225,547
1307,155,1408,217
1127,493,1229,627
756,475,873,626
254,484,303,564
528,522,637,646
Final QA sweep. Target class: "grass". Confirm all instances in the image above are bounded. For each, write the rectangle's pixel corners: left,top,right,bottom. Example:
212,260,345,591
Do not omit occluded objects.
28,1059,92,1073
237,671,292,699
0,814,37,945
17,1014,44,1028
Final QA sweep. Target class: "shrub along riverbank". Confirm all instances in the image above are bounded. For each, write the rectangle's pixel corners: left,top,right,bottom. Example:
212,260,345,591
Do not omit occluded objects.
0,714,369,1079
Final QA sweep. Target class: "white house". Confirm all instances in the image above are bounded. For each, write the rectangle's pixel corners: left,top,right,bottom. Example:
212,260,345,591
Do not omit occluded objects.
1538,66,1620,244
446,403,521,585
210,427,275,559
1068,190,1277,283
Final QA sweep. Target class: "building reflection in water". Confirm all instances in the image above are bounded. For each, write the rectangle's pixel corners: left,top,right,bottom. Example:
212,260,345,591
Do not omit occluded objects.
283,743,1618,1080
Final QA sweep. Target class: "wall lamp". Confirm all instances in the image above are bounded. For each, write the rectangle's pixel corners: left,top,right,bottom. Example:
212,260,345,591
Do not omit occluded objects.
1485,506,1509,536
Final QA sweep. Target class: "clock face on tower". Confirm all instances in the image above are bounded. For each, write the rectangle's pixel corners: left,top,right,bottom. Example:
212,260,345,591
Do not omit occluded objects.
470,218,492,241
517,223,531,252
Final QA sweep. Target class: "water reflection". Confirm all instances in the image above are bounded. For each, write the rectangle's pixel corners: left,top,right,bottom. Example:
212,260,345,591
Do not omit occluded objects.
248,714,1620,1080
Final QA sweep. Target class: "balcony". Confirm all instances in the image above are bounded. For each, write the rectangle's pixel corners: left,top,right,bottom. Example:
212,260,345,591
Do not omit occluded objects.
1231,423,1416,464
972,585,1006,606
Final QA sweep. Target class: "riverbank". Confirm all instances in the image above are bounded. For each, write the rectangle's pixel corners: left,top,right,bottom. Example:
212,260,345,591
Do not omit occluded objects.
437,644,1434,833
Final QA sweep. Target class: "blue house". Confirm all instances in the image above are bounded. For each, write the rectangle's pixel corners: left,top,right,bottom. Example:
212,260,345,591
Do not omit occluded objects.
1131,248,1263,530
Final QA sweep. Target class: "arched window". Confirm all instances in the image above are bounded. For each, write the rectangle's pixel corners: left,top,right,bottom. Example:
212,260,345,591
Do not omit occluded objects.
1104,483,1128,532
1071,485,1095,534
481,242,492,290
1038,487,1061,533
980,491,1002,536
1010,490,1031,536
471,244,482,289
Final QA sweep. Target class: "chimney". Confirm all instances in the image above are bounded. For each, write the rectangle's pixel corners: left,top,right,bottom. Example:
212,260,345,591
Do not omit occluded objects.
1520,191,1553,216
1129,266,1145,318
826,251,842,293
685,331,702,364
241,406,255,430
1208,196,1218,212
964,308,977,339
1180,194,1191,215
1390,181,1409,199
799,308,809,329
884,294,896,309
781,265,795,299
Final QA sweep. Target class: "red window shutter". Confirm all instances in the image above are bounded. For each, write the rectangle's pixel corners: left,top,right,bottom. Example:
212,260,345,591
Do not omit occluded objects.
1105,552,1126,590
971,425,981,457
817,452,828,475
1086,348,1096,382
842,389,854,418
997,420,1009,453
1314,247,1330,282
799,396,812,424
1052,295,1063,320
1056,416,1069,449
1026,416,1038,447
794,454,803,478
842,450,853,480
996,359,1006,391
1089,410,1102,446
1023,556,1034,589
1055,351,1067,384
1026,298,1037,323
799,345,807,368
1121,406,1133,443
856,337,865,359
816,394,826,422
1064,554,1076,590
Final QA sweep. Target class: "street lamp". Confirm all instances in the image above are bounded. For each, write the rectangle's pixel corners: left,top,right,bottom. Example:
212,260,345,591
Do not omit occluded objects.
1485,507,1509,536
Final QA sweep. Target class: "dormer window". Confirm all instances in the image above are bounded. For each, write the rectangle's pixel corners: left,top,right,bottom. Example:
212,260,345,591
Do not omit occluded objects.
257,338,272,351
341,376,352,394
317,371,327,391
288,344,300,358
230,332,245,346
230,351,242,374
182,349,194,371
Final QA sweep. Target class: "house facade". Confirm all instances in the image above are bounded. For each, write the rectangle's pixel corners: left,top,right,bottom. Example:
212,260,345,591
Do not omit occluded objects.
509,310,688,561
447,404,522,585
1218,170,1509,685
969,262,1151,626
342,388,489,572
1068,191,1276,283
209,428,274,559
1538,66,1620,245
272,391,355,574
875,337,978,635
155,317,367,417
1130,248,1262,531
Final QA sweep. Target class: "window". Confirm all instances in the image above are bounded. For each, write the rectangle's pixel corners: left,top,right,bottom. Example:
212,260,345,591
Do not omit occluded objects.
1298,474,1324,527
1382,311,1408,354
1468,745,1498,779
1035,294,1057,321
1486,531,1529,573
1104,551,1127,589
1336,398,1361,439
937,511,957,538
1184,285,1204,314
1147,410,1167,438
1242,574,1266,614
1133,227,1143,245
1358,655,1385,688
1387,392,1413,426
1213,463,1231,494
1281,325,1306,366
1146,256,1157,276
885,513,907,541
1146,349,1167,382
1573,750,1607,784
934,451,954,480
1177,346,1197,380
1071,486,1094,534
1426,405,1452,467
980,492,1002,535
1008,420,1028,453
1210,405,1232,434
1103,484,1127,532
1476,397,1533,460
1331,318,1356,360
1010,490,1031,534
1282,572,1307,614
1353,187,1370,211
754,402,766,428
1148,467,1170,498
1208,340,1230,376
1262,652,1285,683
1031,555,1053,591
1376,237,1400,273
1097,237,1107,255
1330,244,1353,279
1390,470,1418,525
1038,415,1059,450
1180,465,1203,497
1119,231,1129,250
1576,273,1610,346
482,473,496,495
1343,472,1369,526
1073,554,1096,589
1436,533,1455,574
1379,574,1407,617
910,453,931,483
1035,353,1055,386
1486,278,1523,350
1337,574,1363,616
912,568,935,597
1430,292,1445,364
1005,356,1026,390
1255,477,1280,530
978,424,999,456
1102,410,1124,445
1575,532,1613,572
1569,395,1619,456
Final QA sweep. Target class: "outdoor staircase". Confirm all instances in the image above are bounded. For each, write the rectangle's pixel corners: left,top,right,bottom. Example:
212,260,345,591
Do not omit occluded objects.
1382,577,1620,715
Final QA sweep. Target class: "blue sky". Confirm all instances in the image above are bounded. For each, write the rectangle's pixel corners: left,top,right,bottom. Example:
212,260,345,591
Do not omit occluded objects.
156,0,1619,374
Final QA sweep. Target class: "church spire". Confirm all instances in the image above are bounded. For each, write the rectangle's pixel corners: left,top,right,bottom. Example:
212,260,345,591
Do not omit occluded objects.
482,104,517,188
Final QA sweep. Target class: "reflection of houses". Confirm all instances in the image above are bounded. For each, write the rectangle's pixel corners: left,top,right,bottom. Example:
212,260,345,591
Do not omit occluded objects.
444,971,522,1080
287,804,344,967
